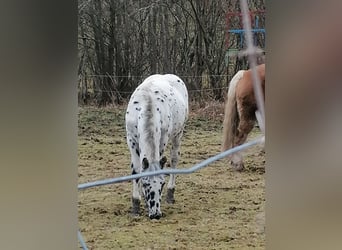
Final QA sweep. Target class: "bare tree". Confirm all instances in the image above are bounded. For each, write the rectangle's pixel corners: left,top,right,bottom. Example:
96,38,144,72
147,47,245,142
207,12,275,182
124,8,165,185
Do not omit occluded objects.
78,0,265,105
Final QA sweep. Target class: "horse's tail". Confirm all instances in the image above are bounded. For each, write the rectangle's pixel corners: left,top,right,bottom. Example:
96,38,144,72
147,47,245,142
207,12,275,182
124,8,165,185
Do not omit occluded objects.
222,70,244,152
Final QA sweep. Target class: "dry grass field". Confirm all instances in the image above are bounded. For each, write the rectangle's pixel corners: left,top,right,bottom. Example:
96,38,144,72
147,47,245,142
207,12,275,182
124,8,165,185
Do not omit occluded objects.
78,103,265,249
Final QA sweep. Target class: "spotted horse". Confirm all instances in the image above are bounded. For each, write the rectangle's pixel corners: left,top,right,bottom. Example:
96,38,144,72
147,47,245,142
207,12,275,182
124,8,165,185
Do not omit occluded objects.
125,74,188,219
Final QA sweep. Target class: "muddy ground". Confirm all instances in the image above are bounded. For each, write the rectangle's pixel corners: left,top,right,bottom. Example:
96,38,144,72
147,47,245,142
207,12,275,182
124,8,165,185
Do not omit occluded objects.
78,104,265,249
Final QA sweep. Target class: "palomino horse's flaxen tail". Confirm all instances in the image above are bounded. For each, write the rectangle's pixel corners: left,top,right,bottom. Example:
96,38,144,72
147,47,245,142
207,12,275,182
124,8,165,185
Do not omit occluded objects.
222,70,245,152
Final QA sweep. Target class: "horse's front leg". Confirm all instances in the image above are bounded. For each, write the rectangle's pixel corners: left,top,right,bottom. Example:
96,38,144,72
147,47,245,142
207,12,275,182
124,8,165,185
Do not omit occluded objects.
166,132,182,204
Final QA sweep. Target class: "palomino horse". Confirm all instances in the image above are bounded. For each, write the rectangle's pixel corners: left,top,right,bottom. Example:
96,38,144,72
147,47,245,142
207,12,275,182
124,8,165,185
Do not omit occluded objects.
125,74,188,219
222,64,265,171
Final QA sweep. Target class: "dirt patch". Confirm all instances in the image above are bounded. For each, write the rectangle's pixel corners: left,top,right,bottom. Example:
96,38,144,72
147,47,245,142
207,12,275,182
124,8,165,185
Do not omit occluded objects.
78,105,265,249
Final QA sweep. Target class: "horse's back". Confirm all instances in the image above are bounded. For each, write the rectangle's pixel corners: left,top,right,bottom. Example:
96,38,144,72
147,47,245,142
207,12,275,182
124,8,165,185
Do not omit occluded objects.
236,64,265,101
161,74,188,120
138,74,188,115
162,74,188,100
140,74,188,104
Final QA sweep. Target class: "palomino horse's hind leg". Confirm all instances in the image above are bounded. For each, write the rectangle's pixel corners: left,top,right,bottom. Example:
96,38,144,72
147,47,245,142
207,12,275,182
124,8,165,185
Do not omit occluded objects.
130,149,142,216
231,104,255,171
166,131,182,204
232,122,255,170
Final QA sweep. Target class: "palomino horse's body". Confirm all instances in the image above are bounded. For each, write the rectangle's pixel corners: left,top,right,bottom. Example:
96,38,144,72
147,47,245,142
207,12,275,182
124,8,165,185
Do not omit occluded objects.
125,74,188,219
222,64,265,170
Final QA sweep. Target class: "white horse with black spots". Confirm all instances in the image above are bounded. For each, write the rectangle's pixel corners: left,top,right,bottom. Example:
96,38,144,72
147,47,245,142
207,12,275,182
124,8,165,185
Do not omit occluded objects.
125,74,188,219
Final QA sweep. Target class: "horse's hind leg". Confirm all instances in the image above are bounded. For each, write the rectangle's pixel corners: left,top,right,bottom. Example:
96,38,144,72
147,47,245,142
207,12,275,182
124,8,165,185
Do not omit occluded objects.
231,105,255,171
130,149,141,216
166,131,183,204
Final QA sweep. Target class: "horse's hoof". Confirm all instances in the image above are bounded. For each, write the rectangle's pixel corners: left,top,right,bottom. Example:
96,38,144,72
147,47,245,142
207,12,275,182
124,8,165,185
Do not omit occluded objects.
233,166,244,172
166,188,175,204
231,162,244,171
131,212,140,218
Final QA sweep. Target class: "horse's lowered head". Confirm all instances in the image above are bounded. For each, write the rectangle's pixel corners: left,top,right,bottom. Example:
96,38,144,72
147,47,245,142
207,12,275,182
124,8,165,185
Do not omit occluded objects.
141,156,167,219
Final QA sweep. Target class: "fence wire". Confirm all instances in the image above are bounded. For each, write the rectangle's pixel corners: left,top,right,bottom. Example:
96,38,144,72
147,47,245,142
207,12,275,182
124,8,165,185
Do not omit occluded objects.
78,137,263,190
78,0,265,248
83,86,229,94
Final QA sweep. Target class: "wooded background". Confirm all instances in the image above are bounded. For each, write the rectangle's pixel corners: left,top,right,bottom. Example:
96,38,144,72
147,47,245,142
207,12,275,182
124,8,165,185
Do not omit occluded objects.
78,0,265,105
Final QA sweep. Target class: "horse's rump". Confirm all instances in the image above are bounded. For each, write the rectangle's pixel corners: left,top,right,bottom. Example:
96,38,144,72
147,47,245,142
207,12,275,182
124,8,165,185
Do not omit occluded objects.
222,70,245,152
126,75,188,139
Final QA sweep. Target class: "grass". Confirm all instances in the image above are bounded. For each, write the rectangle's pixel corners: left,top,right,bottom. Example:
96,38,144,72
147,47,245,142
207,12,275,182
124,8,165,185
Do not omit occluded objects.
78,104,265,249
